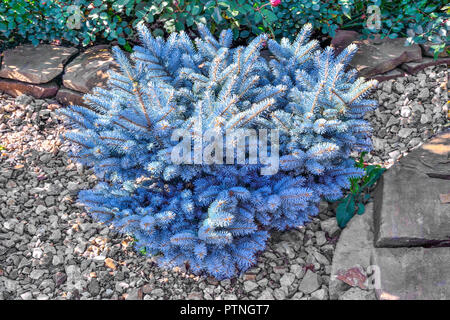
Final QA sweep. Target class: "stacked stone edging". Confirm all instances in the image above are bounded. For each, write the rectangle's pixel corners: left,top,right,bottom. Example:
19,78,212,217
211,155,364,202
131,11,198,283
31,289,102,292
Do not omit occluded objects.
0,44,118,106
63,45,119,94
331,30,450,82
0,35,449,105
330,130,450,300
373,130,450,247
0,78,58,99
0,44,78,84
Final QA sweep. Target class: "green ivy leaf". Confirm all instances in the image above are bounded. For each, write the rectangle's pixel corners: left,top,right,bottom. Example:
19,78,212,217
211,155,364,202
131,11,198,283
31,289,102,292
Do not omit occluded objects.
254,13,262,24
336,195,356,228
152,28,164,37
342,5,351,19
191,5,201,16
186,15,194,27
336,204,352,228
430,44,444,59
424,5,438,13
123,42,133,52
175,21,184,31
82,37,90,46
212,7,222,24
139,247,147,255
240,30,250,38
117,37,126,46
388,33,398,39
263,10,277,23
357,203,365,215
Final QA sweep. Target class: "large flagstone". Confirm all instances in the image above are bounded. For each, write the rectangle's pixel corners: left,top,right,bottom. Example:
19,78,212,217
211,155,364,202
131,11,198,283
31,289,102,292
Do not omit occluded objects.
0,45,78,84
374,130,450,247
63,45,119,93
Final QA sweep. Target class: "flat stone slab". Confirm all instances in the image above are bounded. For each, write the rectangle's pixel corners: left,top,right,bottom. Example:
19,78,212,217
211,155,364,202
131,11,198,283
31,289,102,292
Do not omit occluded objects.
330,30,360,55
56,87,86,106
0,45,78,84
400,57,450,74
372,68,407,82
350,38,422,77
374,130,450,247
0,78,58,98
63,45,119,93
339,287,377,300
373,247,450,300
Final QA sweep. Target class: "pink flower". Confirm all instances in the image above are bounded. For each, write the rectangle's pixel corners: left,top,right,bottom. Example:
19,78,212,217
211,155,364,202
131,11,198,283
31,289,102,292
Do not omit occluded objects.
270,0,281,7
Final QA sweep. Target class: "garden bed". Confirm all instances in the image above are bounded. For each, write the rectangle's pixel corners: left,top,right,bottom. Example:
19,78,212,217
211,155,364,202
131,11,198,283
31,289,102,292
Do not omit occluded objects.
0,63,446,300
0,1,449,302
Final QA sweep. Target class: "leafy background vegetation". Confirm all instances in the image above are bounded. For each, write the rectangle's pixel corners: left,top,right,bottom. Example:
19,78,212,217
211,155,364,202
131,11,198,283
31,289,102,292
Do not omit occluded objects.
0,0,448,54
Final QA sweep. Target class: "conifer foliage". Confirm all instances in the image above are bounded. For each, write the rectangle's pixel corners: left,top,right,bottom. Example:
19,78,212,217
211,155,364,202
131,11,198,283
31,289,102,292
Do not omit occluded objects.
59,23,378,279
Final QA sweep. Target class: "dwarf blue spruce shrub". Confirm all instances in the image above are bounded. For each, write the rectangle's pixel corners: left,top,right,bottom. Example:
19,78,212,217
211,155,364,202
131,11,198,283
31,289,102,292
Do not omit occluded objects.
59,23,378,279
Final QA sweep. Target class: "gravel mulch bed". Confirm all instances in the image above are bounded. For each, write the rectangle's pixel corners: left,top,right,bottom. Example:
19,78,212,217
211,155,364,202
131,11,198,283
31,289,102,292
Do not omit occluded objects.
0,64,447,300
364,64,448,167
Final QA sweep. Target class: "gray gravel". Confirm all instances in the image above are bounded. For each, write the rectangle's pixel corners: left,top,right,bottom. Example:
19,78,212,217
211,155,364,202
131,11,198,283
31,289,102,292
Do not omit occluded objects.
364,64,448,167
0,64,447,300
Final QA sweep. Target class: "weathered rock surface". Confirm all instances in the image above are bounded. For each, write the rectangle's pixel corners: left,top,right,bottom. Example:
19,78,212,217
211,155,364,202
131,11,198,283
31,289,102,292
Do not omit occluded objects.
298,270,321,294
338,287,377,300
400,57,450,74
330,31,424,78
331,174,450,301
330,30,360,55
0,78,58,98
350,38,422,77
329,203,375,299
373,247,450,300
63,45,118,93
56,87,86,106
372,68,407,82
374,130,450,247
0,45,78,84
